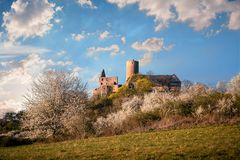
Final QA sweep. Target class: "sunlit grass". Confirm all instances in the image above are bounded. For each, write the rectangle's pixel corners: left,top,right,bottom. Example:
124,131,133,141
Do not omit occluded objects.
0,125,240,160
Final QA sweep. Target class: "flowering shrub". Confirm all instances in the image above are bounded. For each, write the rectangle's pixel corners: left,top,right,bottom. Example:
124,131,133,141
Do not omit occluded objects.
93,73,240,135
227,73,240,94
140,92,177,118
94,96,143,135
214,97,236,116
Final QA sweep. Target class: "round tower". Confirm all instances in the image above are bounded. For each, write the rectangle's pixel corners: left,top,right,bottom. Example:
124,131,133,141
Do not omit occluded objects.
126,59,139,81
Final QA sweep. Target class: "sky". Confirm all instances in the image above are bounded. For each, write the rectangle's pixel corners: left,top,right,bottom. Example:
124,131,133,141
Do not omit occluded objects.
0,0,239,116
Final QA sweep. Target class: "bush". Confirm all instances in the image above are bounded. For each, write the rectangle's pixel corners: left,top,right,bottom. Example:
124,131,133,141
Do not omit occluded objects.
192,92,231,113
141,92,176,118
94,96,143,135
136,78,153,95
0,136,33,147
232,94,240,115
227,73,240,94
129,110,161,127
91,97,112,110
177,100,194,116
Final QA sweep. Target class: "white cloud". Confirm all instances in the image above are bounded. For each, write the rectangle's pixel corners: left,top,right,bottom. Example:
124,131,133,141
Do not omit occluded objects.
228,11,240,30
0,54,74,116
87,44,122,57
99,31,110,40
132,37,171,52
132,37,174,66
77,0,97,9
72,66,84,77
205,29,223,38
54,18,61,24
0,43,50,55
71,33,85,41
121,36,126,44
2,0,57,42
107,0,138,8
0,55,16,59
55,6,63,12
56,50,66,56
139,53,152,67
54,60,73,66
0,100,22,118
107,0,240,31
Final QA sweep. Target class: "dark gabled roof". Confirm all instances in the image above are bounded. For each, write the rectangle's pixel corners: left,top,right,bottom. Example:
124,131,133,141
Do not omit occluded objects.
101,69,106,77
147,74,180,84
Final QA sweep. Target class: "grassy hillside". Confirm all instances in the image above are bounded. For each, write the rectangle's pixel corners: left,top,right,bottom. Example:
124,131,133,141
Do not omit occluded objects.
0,125,240,160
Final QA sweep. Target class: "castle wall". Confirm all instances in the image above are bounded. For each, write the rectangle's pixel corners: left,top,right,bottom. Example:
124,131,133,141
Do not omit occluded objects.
93,76,119,97
99,77,118,86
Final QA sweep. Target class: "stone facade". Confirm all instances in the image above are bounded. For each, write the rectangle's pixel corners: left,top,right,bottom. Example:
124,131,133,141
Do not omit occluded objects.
93,69,121,97
148,74,181,92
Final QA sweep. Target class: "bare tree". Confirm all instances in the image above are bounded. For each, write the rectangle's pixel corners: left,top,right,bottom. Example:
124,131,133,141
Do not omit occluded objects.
216,81,227,93
146,70,154,75
181,80,193,92
22,71,89,139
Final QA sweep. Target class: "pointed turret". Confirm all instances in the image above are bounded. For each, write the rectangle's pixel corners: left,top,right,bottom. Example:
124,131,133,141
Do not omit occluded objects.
101,69,106,77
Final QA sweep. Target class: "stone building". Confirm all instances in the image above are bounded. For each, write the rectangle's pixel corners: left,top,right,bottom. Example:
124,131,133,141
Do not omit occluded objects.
93,69,121,97
147,74,181,92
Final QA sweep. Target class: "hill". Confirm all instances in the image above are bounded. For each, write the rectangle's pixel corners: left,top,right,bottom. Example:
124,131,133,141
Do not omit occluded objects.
0,125,239,160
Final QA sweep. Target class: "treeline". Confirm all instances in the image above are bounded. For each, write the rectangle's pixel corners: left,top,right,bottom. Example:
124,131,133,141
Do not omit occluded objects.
1,71,240,145
0,112,23,133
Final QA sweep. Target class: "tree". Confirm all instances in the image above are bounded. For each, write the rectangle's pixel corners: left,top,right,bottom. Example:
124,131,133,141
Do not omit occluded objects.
181,80,193,91
22,71,89,139
187,83,209,97
146,70,154,75
227,73,240,94
0,111,23,133
216,81,227,93
136,78,153,95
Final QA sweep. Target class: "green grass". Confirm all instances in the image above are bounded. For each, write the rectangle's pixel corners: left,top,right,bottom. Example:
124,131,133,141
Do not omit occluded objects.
0,125,240,160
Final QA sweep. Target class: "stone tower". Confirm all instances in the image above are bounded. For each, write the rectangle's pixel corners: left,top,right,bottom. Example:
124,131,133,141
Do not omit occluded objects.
126,59,139,81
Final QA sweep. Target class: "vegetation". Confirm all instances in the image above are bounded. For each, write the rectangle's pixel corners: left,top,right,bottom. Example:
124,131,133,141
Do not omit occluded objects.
0,112,23,134
21,71,90,140
1,72,239,152
93,74,240,136
0,125,239,159
0,136,32,147
109,74,153,99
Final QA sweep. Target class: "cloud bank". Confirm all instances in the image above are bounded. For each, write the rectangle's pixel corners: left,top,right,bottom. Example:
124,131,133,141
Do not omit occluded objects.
2,0,58,42
0,54,74,117
107,0,240,31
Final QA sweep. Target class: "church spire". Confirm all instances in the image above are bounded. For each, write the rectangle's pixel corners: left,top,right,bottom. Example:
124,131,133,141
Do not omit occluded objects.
101,69,106,77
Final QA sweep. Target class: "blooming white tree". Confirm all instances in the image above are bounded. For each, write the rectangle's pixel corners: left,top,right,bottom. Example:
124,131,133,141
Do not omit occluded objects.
22,71,89,139
227,73,240,94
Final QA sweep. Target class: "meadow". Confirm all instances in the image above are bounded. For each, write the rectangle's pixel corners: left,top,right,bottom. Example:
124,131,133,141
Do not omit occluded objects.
0,125,239,160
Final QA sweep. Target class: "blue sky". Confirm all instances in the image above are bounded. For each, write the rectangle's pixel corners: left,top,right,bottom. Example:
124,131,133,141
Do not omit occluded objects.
0,0,239,114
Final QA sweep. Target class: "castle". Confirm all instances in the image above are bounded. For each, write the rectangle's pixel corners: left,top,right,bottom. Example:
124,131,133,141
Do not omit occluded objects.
93,59,181,97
